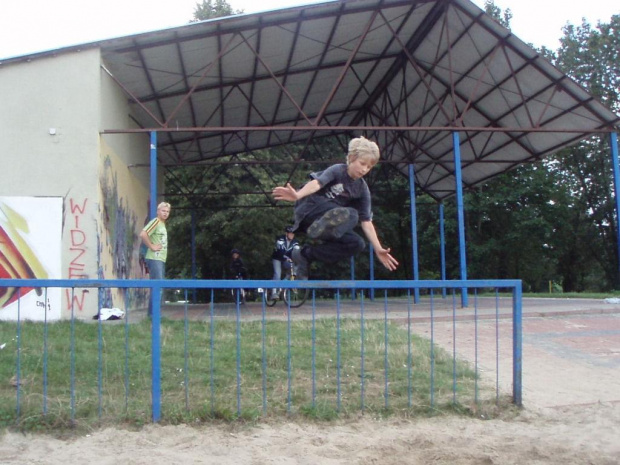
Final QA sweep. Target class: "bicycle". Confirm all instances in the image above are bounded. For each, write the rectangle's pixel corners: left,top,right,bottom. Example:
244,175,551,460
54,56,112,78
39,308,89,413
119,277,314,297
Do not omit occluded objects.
264,260,308,308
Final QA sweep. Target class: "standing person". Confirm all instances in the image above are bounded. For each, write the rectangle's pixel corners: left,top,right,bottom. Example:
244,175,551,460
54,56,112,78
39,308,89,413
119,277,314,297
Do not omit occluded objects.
230,248,248,304
270,225,300,300
230,248,247,279
271,136,399,279
139,202,171,316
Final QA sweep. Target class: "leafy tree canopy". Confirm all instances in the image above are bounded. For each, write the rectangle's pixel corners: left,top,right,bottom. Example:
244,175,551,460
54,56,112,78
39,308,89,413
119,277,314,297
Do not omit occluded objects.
191,0,242,21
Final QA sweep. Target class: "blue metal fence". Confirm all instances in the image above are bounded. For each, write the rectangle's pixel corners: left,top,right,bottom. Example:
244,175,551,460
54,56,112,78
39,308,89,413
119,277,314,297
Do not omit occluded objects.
0,278,522,424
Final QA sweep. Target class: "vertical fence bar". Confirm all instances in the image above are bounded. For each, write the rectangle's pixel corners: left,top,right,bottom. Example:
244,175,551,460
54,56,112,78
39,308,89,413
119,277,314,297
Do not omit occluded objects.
151,284,162,422
474,289,479,405
495,289,500,405
360,291,366,412
452,291,457,404
43,287,48,415
336,289,342,411
70,288,76,423
235,291,242,417
407,289,413,407
16,289,22,422
97,306,103,420
124,288,130,414
184,291,189,412
512,283,523,406
209,289,215,414
286,298,292,413
311,290,317,408
383,290,389,409
261,289,267,414
430,289,435,408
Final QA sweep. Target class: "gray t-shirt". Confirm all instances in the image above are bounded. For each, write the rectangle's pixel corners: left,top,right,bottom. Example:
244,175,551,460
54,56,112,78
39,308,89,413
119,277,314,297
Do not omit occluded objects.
293,164,372,230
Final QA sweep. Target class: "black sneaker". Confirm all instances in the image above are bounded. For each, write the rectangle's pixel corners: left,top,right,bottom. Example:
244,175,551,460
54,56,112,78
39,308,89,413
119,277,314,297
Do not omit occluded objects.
307,207,351,239
292,248,310,280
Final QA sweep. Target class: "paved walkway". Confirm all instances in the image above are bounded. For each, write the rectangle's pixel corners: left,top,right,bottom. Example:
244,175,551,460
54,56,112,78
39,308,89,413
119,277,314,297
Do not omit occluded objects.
403,298,620,408
151,295,620,321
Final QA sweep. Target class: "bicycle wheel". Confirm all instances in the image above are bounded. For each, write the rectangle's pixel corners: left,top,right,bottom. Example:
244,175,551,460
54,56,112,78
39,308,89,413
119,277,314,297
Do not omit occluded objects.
283,286,308,308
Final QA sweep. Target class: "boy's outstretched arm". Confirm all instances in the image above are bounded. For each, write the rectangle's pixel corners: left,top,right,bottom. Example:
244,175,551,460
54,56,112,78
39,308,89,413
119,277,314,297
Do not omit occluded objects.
360,221,399,271
272,181,321,202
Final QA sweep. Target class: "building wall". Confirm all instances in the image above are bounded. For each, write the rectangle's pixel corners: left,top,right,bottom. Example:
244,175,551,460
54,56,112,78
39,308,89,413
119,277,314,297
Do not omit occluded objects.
0,50,100,197
0,49,153,319
97,66,153,313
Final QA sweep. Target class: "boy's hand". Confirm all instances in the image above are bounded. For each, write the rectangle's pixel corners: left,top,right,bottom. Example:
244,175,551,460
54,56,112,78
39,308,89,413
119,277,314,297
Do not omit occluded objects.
272,183,298,202
375,247,399,271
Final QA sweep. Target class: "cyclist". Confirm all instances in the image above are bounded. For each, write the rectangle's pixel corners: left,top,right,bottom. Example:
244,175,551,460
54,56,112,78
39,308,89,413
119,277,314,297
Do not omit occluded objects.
270,226,300,300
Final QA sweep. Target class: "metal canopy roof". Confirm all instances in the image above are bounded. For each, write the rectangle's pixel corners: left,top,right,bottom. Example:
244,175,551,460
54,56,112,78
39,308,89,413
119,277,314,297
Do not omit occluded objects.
12,0,620,200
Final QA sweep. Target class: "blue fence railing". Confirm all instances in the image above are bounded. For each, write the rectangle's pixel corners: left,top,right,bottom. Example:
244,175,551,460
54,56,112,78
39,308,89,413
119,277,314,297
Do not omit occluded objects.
0,278,522,424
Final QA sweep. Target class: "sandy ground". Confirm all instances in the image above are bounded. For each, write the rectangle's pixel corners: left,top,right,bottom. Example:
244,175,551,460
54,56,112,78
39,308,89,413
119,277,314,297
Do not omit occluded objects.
1,301,619,464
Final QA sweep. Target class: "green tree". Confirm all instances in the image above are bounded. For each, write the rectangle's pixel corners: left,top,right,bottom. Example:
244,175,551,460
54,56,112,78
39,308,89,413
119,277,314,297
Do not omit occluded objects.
483,0,512,28
191,0,242,21
549,15,620,289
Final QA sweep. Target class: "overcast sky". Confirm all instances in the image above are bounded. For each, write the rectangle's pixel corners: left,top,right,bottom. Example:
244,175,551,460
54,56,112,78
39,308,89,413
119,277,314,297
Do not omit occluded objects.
0,0,617,59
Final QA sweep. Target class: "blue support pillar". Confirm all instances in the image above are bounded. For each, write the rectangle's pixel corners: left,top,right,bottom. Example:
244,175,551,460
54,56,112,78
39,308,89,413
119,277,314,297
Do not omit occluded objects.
408,164,420,303
149,132,158,218
512,281,523,406
452,131,468,307
149,131,162,421
439,203,447,298
610,132,620,285
151,283,162,421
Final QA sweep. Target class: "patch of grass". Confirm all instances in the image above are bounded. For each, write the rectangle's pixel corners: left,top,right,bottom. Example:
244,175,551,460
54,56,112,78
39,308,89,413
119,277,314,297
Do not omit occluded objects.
0,317,500,433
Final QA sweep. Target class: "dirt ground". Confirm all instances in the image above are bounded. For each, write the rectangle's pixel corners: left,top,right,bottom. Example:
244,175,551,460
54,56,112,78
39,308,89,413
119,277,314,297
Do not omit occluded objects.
1,298,619,464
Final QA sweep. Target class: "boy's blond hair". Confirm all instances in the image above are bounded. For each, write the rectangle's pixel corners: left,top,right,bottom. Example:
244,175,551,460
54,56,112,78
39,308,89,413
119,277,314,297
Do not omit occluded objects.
157,202,171,210
347,136,380,165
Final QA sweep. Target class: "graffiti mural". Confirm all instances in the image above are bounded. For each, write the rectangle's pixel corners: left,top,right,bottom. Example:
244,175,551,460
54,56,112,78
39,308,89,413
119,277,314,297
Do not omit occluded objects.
0,197,62,321
99,141,150,311
64,197,92,313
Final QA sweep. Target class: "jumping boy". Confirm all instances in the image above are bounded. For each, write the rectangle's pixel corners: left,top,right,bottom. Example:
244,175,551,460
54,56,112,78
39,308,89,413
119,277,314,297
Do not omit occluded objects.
272,136,399,279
